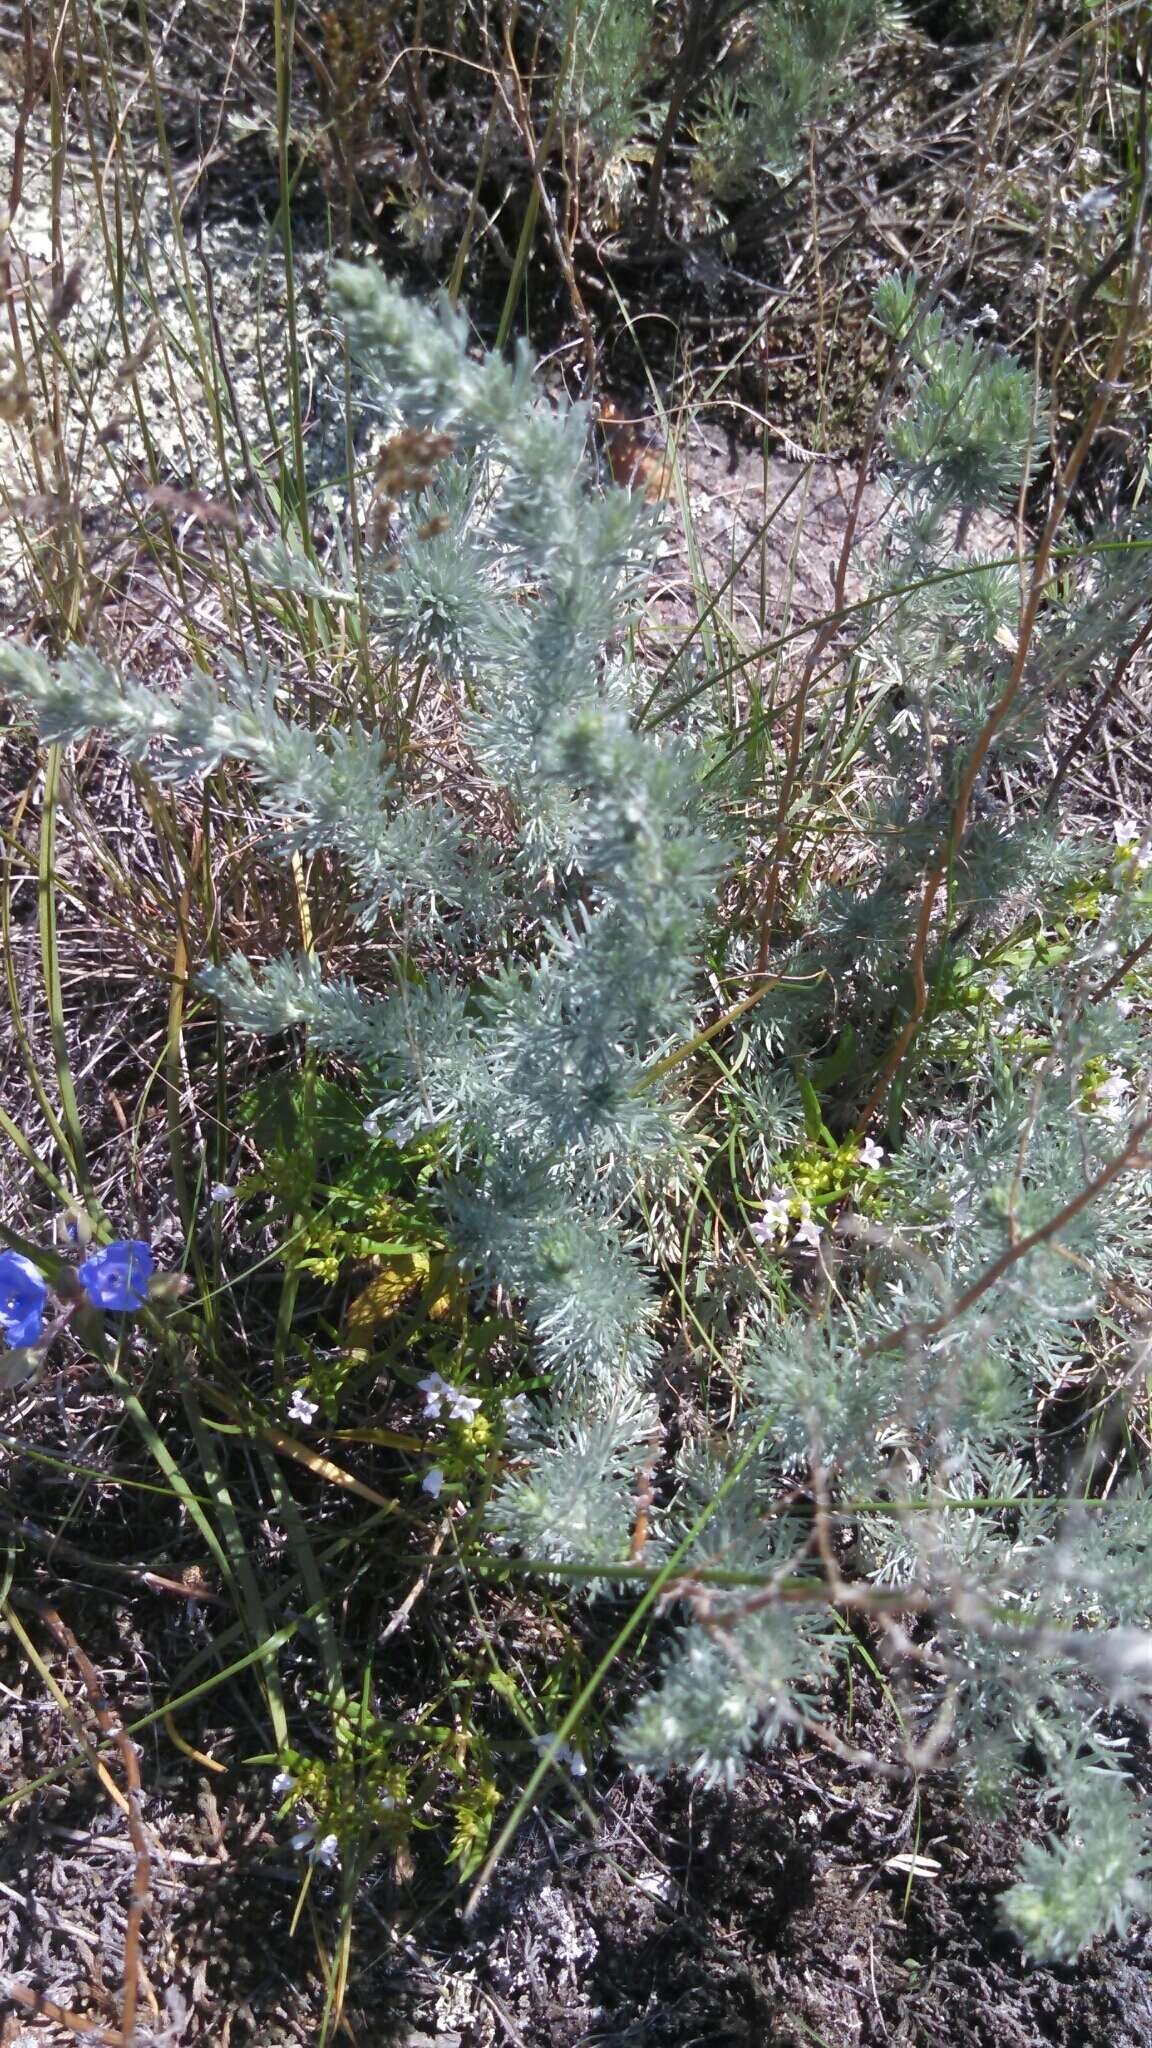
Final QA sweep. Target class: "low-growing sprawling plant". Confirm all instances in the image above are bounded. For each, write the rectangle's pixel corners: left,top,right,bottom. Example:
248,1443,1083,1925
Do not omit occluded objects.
3,256,1152,1967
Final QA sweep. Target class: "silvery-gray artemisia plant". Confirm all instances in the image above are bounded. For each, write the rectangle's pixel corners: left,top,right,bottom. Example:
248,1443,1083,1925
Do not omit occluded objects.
5,263,1152,1963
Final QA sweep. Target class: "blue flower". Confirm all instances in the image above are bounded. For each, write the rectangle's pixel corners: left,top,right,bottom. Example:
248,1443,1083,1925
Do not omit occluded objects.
0,1250,49,1348
77,1239,154,1312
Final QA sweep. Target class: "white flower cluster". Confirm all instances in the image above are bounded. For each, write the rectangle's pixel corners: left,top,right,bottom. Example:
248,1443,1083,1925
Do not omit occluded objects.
751,1187,791,1244
418,1372,482,1424
362,1102,437,1143
749,1140,884,1259
532,1732,587,1778
751,1186,824,1255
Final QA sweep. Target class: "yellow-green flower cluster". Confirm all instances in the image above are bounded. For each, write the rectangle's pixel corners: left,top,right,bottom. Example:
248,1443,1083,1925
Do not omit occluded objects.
784,1135,886,1212
750,1134,887,1256
1077,1054,1131,1124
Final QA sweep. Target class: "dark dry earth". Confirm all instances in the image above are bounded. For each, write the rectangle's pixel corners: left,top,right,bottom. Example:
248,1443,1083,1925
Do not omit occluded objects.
5,1676,1152,2047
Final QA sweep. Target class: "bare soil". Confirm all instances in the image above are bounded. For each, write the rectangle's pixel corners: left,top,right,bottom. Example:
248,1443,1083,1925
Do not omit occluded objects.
6,1647,1152,2045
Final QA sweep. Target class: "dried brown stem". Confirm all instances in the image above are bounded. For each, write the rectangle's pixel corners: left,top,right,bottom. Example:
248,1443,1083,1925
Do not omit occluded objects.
855,200,1152,1139
498,35,597,388
1094,926,1152,1006
752,404,887,979
0,1980,125,2045
1044,610,1152,810
34,1602,153,2044
860,1111,1152,1360
0,1508,225,1604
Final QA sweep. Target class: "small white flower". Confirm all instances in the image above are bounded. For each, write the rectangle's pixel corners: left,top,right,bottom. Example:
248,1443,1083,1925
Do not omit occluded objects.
1093,1070,1131,1123
420,1373,481,1424
1111,820,1151,878
446,1386,482,1424
792,1217,824,1254
209,1182,236,1203
752,1186,791,1243
421,1465,444,1498
289,1822,340,1866
417,1372,451,1420
287,1388,319,1426
532,1733,586,1776
504,1393,531,1426
751,1206,786,1245
987,975,1012,1005
365,1105,434,1147
858,1136,884,1171
271,1769,295,1796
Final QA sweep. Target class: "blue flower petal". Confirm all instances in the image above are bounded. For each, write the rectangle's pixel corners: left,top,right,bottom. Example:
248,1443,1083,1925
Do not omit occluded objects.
77,1239,155,1312
0,1249,48,1348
